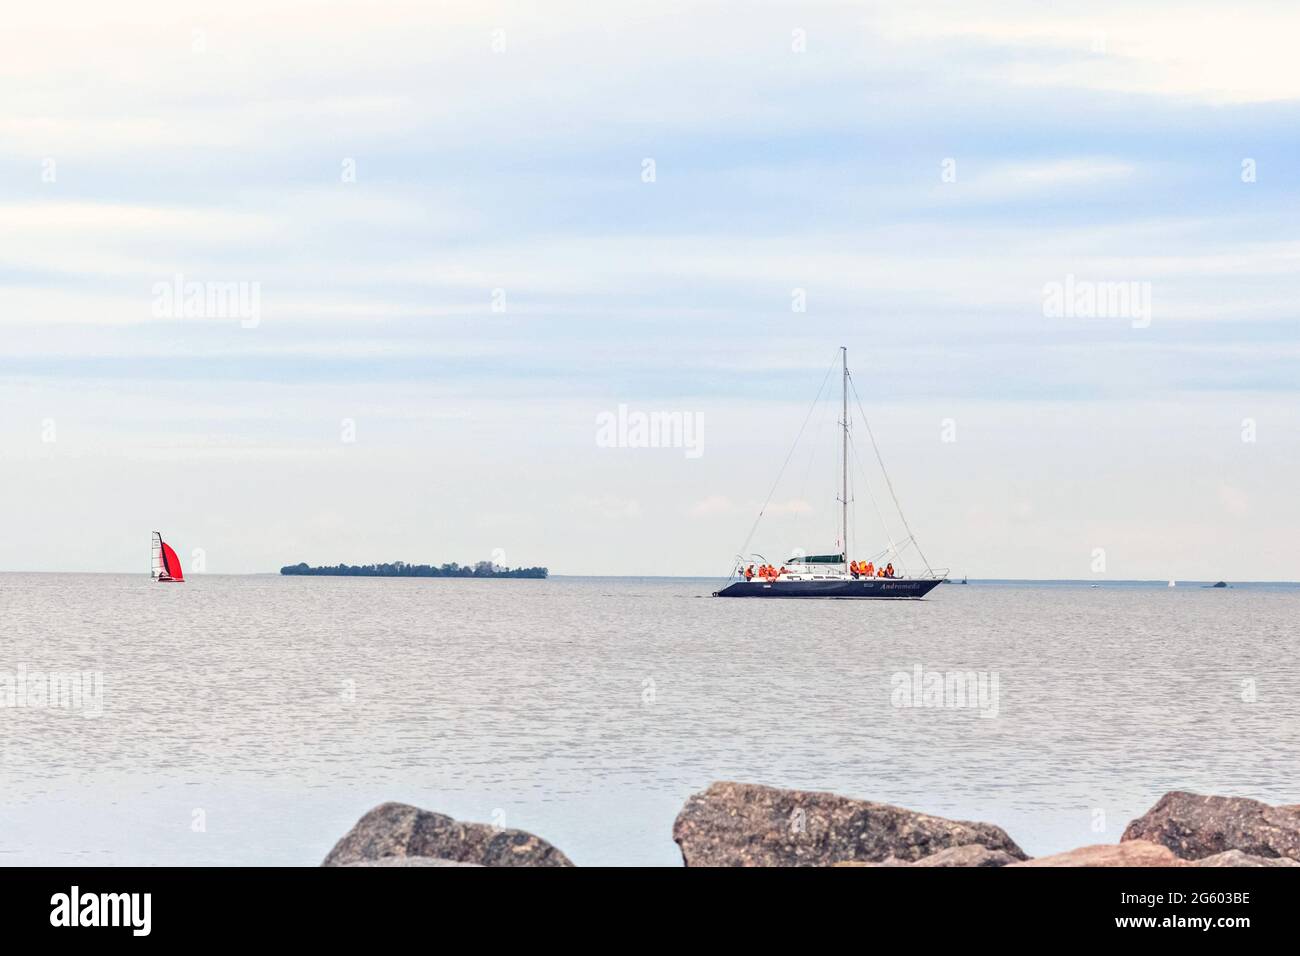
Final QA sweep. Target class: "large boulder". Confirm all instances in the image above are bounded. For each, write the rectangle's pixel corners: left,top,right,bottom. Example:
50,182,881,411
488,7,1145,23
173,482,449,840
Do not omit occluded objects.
672,782,1027,866
1010,841,1189,867
1121,791,1300,862
323,802,573,867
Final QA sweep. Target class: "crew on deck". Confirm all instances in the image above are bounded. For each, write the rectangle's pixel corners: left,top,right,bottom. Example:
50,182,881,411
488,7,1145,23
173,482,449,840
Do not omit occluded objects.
852,559,897,579
749,557,898,581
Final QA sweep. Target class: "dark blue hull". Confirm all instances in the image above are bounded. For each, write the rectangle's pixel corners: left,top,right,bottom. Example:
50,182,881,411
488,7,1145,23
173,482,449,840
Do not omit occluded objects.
713,578,942,599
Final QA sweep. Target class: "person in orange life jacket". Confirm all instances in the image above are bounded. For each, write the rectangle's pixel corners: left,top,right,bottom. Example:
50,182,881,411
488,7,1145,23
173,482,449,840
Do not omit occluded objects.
864,561,874,577
744,565,754,581
849,560,860,579
885,563,895,578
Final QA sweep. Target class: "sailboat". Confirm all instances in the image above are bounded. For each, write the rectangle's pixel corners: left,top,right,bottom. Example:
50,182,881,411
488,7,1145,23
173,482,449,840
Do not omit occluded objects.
713,347,944,599
151,531,185,583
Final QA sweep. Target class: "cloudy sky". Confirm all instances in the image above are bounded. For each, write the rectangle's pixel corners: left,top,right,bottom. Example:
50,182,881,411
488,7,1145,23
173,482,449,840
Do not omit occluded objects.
2,0,1297,578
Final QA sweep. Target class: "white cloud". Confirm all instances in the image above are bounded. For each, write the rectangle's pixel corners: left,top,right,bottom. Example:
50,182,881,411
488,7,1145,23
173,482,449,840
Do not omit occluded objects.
949,159,1138,202
767,499,814,517
571,495,642,520
1218,484,1249,517
885,1,1300,104
690,495,734,517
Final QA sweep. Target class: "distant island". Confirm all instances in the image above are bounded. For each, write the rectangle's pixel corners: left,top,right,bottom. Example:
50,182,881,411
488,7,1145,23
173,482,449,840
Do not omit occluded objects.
280,561,547,579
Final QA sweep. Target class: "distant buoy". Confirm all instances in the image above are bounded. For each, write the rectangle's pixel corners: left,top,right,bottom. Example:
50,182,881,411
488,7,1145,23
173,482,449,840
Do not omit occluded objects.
1168,580,1176,587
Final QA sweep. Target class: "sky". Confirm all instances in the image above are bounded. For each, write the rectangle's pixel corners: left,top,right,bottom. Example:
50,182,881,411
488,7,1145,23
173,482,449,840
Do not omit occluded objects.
1,0,1297,578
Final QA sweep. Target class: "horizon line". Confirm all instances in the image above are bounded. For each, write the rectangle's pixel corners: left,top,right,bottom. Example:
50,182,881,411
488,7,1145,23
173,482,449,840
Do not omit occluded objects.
1,571,1298,586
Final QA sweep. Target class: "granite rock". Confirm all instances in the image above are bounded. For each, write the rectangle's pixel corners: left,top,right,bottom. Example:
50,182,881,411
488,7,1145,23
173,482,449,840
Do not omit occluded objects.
673,782,1027,866
323,802,573,867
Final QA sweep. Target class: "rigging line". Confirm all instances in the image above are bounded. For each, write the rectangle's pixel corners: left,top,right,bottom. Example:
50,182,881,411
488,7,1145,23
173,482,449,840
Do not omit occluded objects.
866,537,914,562
724,353,838,578
848,374,935,576
849,431,897,567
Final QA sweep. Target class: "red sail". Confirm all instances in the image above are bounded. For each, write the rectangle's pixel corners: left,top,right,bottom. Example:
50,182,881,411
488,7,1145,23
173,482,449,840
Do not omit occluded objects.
161,541,185,582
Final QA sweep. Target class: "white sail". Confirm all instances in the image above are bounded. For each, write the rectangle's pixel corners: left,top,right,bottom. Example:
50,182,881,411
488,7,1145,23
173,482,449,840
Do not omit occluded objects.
151,531,166,581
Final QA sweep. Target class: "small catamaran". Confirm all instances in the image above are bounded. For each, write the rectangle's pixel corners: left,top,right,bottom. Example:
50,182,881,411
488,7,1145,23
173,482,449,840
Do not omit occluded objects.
714,347,944,599
150,531,185,583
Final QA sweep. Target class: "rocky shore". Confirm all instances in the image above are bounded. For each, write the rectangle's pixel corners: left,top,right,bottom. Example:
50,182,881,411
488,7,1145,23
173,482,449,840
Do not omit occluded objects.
321,784,1300,867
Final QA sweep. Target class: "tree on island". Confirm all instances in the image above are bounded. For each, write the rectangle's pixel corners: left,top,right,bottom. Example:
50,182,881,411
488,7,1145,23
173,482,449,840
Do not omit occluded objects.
279,561,547,579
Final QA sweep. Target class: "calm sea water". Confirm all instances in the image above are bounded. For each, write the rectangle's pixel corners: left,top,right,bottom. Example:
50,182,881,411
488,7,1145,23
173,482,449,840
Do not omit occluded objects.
2,573,1297,866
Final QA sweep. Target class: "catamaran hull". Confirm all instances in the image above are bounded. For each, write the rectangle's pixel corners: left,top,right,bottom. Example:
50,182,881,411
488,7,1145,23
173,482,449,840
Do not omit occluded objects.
713,579,942,599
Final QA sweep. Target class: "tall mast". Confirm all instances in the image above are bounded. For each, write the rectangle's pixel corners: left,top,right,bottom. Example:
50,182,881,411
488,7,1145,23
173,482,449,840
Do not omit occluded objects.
841,346,848,564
